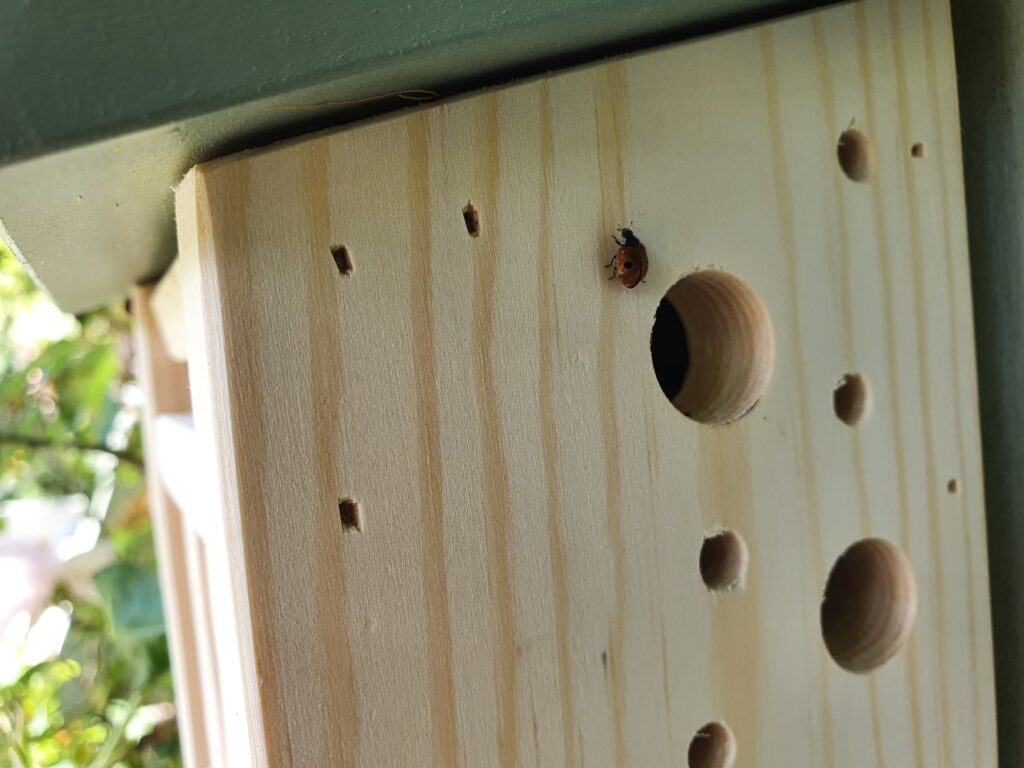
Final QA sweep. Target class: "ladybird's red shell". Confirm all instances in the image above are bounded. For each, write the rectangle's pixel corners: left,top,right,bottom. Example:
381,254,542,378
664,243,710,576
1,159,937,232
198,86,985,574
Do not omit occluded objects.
612,244,648,288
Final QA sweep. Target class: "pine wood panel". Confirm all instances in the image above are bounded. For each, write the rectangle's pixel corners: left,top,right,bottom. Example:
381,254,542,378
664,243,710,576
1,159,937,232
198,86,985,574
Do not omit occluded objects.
175,170,261,767
132,285,214,768
174,0,996,764
150,259,188,364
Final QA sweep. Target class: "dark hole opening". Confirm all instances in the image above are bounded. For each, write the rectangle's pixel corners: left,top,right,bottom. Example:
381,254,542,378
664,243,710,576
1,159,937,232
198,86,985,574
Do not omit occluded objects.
331,245,354,275
699,530,748,592
650,298,690,401
463,202,480,237
339,498,363,532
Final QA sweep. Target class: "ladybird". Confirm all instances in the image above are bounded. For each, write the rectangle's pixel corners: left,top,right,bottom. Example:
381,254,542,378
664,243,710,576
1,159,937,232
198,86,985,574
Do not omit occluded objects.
606,227,648,288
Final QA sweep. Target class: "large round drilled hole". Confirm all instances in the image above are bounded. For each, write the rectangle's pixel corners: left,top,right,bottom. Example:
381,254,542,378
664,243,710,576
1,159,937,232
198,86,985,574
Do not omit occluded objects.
699,530,748,593
650,270,774,425
833,373,872,426
821,538,917,673
688,721,737,768
837,127,878,183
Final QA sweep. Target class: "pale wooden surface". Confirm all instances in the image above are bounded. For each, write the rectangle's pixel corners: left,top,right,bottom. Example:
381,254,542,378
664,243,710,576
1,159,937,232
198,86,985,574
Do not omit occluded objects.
132,285,214,768
174,0,996,764
177,530,226,768
176,170,259,766
150,258,188,364
153,414,214,540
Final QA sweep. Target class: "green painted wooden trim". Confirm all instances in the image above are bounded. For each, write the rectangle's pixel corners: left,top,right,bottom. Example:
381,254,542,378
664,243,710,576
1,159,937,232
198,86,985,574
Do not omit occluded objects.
1,0,827,166
951,0,1022,761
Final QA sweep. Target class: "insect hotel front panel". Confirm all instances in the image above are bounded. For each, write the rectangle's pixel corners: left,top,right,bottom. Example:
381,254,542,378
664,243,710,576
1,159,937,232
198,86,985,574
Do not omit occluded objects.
174,0,997,764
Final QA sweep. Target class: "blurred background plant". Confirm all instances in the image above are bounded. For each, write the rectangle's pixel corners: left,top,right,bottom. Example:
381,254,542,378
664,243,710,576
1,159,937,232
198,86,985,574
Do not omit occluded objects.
0,241,179,767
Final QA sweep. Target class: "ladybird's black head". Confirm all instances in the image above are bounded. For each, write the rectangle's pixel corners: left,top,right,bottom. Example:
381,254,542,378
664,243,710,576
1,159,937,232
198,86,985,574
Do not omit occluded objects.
619,228,640,246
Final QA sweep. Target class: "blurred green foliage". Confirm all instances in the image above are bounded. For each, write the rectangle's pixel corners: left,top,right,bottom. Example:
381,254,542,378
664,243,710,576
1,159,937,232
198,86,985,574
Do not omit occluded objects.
0,244,142,502
0,242,179,767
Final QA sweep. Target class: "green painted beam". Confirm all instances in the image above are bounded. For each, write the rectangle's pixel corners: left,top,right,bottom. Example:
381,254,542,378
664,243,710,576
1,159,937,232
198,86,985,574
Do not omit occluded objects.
0,0,833,311
1,0,829,165
951,1,1024,762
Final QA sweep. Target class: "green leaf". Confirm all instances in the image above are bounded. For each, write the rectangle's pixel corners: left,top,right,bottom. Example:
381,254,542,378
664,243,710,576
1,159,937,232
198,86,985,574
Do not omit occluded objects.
93,564,165,640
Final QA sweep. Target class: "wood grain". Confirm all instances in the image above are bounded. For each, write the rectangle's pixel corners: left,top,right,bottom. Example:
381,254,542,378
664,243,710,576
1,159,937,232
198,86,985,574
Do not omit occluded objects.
174,0,996,764
150,258,188,364
175,169,264,767
133,285,216,768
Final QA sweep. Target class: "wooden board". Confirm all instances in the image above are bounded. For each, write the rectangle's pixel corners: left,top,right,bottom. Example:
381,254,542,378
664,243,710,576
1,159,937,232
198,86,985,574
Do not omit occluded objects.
132,285,216,768
174,0,997,764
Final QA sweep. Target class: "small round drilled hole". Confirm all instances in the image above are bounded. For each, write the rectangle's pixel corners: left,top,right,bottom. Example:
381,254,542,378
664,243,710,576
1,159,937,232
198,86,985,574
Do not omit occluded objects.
821,538,917,673
462,201,480,237
339,498,363,533
650,270,775,425
947,478,960,495
837,127,878,182
699,530,748,592
833,373,872,426
688,721,737,768
911,142,926,159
